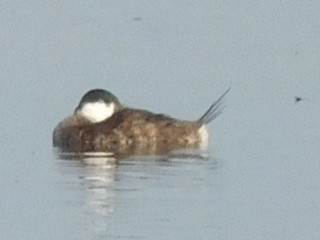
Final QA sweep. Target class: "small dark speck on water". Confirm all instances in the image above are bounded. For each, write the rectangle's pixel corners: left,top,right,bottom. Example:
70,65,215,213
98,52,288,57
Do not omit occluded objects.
294,96,308,103
133,17,142,21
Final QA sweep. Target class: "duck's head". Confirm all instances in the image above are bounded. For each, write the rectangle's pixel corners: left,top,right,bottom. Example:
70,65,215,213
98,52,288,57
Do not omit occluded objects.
74,89,122,123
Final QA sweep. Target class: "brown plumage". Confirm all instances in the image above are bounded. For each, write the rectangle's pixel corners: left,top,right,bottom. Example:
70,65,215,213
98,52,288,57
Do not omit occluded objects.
53,88,230,156
55,108,203,154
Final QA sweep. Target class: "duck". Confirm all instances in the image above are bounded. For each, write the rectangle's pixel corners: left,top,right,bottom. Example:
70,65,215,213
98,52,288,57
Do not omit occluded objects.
53,88,230,155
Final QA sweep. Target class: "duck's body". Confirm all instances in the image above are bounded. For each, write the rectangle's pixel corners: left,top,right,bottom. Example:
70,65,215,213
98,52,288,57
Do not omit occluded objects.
53,88,229,155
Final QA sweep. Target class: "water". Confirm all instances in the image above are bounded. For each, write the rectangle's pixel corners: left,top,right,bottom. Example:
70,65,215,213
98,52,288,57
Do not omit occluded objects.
1,1,320,239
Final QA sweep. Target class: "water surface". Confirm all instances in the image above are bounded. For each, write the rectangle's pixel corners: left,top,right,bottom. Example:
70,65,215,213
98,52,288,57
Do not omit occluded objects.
1,1,320,239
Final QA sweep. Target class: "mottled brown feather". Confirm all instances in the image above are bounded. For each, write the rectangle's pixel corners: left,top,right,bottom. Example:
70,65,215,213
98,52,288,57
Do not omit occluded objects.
54,108,203,154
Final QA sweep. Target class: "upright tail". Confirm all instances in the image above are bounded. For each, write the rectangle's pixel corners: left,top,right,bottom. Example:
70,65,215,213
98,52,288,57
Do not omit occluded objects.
197,87,230,125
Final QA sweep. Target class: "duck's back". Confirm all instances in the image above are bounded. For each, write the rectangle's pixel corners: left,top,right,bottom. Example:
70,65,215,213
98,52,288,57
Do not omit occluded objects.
59,108,206,153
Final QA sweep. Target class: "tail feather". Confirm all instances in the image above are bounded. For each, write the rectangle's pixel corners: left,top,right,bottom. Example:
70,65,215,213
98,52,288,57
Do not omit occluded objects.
198,88,230,124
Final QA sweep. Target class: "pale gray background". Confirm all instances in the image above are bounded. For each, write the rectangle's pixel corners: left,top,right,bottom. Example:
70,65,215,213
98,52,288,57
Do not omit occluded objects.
1,1,320,239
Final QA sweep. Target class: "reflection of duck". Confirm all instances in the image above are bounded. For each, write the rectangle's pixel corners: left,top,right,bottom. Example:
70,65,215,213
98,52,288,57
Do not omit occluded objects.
55,153,116,237
53,88,230,154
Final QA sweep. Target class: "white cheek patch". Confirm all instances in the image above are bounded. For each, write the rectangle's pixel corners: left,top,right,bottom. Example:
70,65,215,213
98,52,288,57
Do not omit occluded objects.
79,101,115,123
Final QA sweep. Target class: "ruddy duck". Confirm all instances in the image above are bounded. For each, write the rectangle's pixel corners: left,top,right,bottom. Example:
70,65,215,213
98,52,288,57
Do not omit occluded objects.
53,88,230,155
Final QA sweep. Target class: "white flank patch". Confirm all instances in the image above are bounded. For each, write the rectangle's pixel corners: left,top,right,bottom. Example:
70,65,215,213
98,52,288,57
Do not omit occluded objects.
79,101,115,123
198,125,209,149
